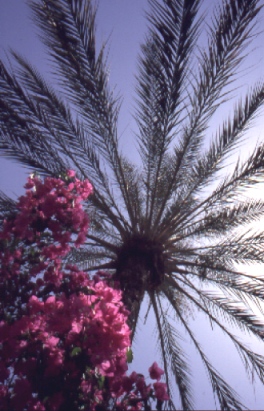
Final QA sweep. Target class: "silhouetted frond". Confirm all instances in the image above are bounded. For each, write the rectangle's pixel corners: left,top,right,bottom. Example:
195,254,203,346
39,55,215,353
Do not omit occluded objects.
1,0,264,409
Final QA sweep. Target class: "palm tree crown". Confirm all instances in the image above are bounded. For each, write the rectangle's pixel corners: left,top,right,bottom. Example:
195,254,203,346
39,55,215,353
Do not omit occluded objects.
1,0,264,409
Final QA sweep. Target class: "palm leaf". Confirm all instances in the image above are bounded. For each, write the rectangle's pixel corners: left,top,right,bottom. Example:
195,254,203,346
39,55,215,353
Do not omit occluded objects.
1,0,264,409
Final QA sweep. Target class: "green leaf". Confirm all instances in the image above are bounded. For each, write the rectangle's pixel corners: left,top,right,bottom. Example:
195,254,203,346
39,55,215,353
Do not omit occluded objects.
70,346,82,357
126,347,134,363
97,375,105,389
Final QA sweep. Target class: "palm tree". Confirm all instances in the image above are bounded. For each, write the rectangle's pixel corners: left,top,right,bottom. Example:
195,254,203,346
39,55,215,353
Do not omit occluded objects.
2,0,264,408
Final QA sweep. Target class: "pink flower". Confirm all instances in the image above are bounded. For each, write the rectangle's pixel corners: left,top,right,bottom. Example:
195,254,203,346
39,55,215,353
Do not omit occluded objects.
44,347,64,377
12,378,32,411
71,320,83,334
80,379,92,395
67,170,76,177
28,400,45,411
44,335,59,349
28,295,44,314
129,371,138,384
153,382,170,401
0,361,9,382
148,361,164,381
99,360,114,377
0,171,165,409
75,231,87,247
136,376,151,399
121,375,134,393
48,392,64,411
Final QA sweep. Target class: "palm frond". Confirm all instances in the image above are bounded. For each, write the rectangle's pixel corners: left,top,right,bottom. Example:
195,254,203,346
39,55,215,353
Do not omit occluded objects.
150,291,193,410
167,276,264,407
0,191,17,227
156,0,261,225
1,0,264,409
192,83,264,189
29,0,138,224
170,294,246,411
136,0,201,228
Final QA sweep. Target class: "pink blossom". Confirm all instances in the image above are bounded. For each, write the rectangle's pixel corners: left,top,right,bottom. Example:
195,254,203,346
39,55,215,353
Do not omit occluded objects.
12,378,32,411
44,335,60,349
0,385,8,411
0,361,9,382
153,382,170,401
28,400,46,411
148,361,165,381
48,392,64,411
80,379,92,394
0,171,169,410
121,375,134,393
136,376,151,399
67,170,76,177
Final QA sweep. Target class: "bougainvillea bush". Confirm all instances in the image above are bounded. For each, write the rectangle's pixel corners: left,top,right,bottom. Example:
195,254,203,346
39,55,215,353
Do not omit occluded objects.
0,172,169,411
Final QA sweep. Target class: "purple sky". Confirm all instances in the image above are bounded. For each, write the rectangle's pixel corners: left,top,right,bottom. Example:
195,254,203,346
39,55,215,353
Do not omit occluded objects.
1,0,264,408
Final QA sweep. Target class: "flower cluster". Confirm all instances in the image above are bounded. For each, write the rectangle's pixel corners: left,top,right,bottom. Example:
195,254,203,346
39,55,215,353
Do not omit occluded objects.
0,172,169,410
0,276,131,410
0,170,92,322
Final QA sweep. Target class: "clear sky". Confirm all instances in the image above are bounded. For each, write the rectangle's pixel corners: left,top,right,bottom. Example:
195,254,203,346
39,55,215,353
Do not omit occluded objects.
1,0,264,409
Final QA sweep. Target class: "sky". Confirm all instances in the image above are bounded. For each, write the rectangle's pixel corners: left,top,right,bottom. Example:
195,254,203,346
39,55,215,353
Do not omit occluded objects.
1,0,264,409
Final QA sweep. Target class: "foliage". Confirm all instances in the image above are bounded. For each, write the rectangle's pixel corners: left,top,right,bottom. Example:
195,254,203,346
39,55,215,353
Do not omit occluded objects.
0,173,169,411
1,0,264,409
